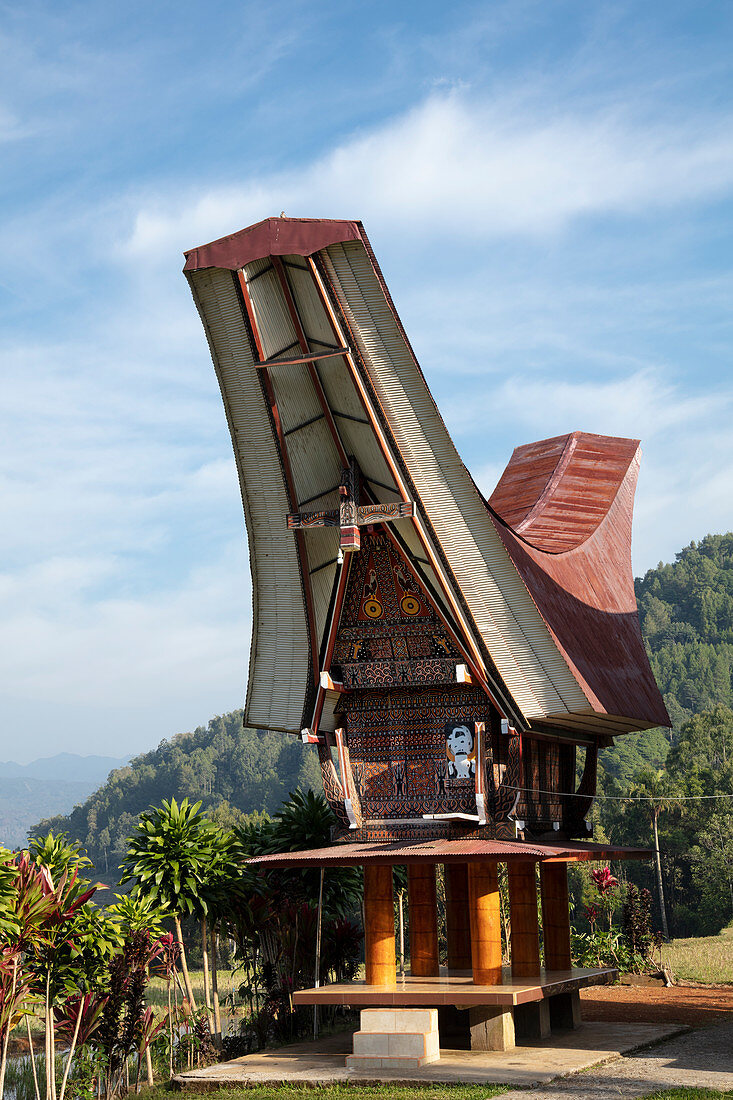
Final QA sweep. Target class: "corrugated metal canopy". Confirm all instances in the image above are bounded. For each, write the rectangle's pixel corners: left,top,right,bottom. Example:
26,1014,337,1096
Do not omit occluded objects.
489,433,670,730
183,217,361,273
246,838,652,867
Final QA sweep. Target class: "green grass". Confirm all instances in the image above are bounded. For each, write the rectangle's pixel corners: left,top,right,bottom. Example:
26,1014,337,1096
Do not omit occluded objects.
146,969,239,1011
663,923,733,983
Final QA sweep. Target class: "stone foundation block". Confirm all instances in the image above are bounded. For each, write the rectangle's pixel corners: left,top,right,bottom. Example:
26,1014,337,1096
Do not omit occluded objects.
347,1007,440,1070
360,1007,437,1033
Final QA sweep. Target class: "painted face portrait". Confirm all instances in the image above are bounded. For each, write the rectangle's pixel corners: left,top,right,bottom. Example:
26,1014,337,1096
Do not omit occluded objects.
446,723,476,779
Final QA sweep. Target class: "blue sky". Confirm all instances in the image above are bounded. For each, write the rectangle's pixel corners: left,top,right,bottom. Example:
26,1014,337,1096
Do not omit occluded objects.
1,0,732,761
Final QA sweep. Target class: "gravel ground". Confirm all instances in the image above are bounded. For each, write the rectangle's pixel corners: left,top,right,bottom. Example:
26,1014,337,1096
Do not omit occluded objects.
500,1019,733,1099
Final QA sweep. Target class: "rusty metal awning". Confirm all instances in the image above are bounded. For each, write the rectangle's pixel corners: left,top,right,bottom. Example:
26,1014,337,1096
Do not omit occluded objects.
246,838,651,868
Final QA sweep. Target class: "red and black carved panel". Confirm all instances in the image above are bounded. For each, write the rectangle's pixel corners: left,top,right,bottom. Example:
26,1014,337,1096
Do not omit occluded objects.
317,741,351,831
340,658,458,689
340,686,490,820
332,530,460,676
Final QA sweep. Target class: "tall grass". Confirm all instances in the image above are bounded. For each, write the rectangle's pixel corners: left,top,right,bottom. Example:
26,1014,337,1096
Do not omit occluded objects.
145,969,237,1011
663,924,733,983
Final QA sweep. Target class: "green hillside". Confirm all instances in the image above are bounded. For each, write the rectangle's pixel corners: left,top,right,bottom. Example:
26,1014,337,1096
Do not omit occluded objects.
596,532,733,789
636,532,733,729
32,711,322,871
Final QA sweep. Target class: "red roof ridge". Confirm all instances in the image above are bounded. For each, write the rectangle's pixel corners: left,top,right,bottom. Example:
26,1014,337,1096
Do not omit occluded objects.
183,215,362,272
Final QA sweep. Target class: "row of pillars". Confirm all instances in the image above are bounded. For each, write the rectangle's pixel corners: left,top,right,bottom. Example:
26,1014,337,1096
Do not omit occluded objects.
364,860,571,985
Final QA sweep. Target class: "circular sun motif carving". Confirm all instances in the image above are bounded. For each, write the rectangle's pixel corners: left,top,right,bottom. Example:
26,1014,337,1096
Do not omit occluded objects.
401,595,420,616
364,598,384,619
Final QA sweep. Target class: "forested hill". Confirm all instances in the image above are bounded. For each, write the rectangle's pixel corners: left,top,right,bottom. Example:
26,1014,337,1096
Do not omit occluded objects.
32,712,322,871
599,533,733,784
635,532,733,730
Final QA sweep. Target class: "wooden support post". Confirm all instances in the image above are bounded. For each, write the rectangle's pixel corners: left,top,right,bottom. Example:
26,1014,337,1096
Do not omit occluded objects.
540,863,572,971
508,861,548,1040
407,864,439,977
445,864,472,971
363,865,396,986
508,862,541,976
467,862,502,985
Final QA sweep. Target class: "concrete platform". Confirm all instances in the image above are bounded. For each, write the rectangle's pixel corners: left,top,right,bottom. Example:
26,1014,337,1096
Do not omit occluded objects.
293,967,616,1007
174,1022,686,1088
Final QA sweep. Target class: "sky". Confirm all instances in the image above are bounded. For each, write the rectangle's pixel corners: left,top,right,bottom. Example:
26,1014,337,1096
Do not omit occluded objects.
1,0,732,762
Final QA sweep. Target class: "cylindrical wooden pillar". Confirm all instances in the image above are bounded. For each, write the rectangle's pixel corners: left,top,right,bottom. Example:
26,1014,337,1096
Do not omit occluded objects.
467,862,502,985
445,863,472,971
508,862,541,977
540,862,572,971
363,864,396,985
407,864,439,976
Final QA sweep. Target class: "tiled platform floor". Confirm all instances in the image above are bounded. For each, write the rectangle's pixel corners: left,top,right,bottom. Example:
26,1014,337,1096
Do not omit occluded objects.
174,1022,685,1088
293,967,616,1007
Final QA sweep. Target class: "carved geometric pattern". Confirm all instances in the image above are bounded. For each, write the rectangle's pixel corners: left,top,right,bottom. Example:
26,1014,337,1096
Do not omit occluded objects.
340,687,490,820
492,732,522,822
317,741,351,831
340,658,458,689
332,530,460,674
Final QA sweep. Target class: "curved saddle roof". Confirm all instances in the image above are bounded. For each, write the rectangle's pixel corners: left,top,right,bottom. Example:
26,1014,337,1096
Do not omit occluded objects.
184,217,670,740
489,433,669,729
489,432,639,553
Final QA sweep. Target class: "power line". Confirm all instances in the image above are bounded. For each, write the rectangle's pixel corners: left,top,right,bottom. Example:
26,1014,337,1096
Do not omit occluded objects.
509,784,733,802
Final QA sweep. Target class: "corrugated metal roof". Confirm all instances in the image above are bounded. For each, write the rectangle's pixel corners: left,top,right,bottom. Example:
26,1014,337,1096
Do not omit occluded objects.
185,217,669,738
184,217,361,272
246,838,651,867
490,442,671,729
322,240,590,720
489,432,639,553
188,267,312,731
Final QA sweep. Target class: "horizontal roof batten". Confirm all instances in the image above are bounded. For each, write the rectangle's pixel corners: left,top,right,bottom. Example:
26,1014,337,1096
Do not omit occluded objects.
257,347,349,368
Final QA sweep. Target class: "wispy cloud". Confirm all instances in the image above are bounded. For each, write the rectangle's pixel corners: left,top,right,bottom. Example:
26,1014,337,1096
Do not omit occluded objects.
123,90,733,261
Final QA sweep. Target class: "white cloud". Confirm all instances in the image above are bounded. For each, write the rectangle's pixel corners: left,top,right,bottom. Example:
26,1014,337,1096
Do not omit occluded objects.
447,367,721,440
122,90,733,263
0,539,250,758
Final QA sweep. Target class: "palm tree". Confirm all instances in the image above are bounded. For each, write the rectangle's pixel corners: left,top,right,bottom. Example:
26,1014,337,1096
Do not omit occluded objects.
120,798,220,1011
629,769,678,939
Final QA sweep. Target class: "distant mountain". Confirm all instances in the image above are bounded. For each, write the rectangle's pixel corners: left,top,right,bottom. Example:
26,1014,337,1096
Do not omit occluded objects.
0,753,127,783
0,754,128,851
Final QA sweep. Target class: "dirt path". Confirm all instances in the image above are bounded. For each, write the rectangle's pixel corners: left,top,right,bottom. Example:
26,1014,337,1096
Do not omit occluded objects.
580,982,733,1027
499,1018,733,1099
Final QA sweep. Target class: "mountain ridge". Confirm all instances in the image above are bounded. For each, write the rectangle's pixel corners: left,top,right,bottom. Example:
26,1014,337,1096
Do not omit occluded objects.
0,753,127,782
